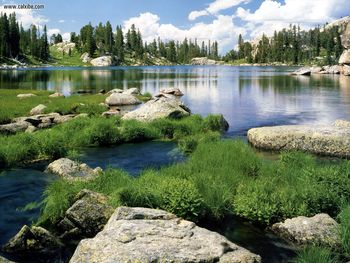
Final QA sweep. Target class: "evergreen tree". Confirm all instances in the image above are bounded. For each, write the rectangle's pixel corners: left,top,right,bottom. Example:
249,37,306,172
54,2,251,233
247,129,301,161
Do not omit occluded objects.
114,25,124,62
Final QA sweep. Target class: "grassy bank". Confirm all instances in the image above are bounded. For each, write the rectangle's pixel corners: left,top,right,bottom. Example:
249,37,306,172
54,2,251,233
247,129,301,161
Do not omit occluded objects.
0,114,225,168
39,139,350,226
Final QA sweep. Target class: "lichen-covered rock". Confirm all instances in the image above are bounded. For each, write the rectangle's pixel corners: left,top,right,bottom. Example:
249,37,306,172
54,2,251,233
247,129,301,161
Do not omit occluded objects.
271,214,340,247
320,65,341,74
80,52,91,63
105,93,141,106
29,104,47,116
122,88,140,95
17,93,36,99
122,97,191,122
334,119,350,128
58,190,114,240
247,122,350,157
70,207,261,263
343,64,350,76
45,158,102,180
106,88,123,94
53,114,75,124
3,225,62,256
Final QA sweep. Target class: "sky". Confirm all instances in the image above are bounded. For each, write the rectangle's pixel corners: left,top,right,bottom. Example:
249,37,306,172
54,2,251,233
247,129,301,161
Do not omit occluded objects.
1,0,350,54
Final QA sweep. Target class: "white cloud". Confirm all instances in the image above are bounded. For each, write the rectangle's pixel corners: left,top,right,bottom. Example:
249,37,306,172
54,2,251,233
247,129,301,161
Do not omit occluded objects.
123,12,245,54
48,28,60,36
236,0,350,38
62,32,71,41
0,4,48,28
58,19,65,23
188,0,250,20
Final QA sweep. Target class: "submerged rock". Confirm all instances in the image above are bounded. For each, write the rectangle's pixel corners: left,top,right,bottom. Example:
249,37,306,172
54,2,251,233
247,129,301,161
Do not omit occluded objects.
122,96,191,122
29,104,47,116
105,93,141,106
58,190,114,240
45,158,102,180
70,207,261,263
247,121,350,157
17,93,36,99
3,225,62,257
291,67,311,76
271,214,340,247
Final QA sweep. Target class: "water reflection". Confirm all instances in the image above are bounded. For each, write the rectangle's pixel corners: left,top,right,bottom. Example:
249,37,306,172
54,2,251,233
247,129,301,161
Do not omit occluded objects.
1,66,350,136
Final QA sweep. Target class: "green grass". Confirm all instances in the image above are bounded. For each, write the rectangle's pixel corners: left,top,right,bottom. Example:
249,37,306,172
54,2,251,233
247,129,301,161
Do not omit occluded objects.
0,114,228,168
49,45,86,67
38,139,350,229
294,246,339,263
339,205,350,258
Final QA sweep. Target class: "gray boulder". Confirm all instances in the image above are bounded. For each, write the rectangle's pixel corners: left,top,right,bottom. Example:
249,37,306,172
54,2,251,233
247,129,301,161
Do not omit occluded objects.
80,52,91,63
122,88,140,95
105,93,141,106
339,49,350,65
191,57,217,65
334,119,350,128
90,56,114,67
3,225,62,256
0,121,31,135
29,104,47,116
70,207,261,263
343,64,350,76
49,92,65,98
101,109,121,117
17,93,36,99
45,158,102,181
320,65,341,74
106,88,123,94
271,214,340,247
310,66,322,73
247,121,350,157
53,114,76,124
159,87,184,96
291,67,311,76
58,190,114,240
122,97,191,122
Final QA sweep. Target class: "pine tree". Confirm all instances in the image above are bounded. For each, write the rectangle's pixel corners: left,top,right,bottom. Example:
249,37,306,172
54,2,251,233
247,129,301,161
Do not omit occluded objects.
114,25,124,62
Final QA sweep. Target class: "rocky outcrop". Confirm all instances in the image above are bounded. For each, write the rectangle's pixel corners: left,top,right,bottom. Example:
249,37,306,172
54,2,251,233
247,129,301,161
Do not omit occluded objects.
0,121,33,135
343,64,350,76
247,120,350,157
29,104,47,116
17,93,36,99
320,65,341,74
3,225,62,257
157,87,184,97
105,93,141,106
106,88,123,94
122,88,140,95
339,49,350,65
58,190,114,241
271,214,340,247
45,158,102,181
122,96,191,122
90,56,114,67
54,42,76,54
70,207,261,263
191,57,217,65
80,52,91,63
291,67,311,76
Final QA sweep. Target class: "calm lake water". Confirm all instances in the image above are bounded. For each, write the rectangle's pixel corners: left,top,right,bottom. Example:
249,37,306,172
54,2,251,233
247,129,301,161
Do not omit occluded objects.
1,65,350,262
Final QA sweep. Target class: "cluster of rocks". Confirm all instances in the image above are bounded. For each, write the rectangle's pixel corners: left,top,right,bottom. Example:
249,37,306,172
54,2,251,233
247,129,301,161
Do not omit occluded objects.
0,112,87,135
292,64,350,76
247,119,350,157
53,42,76,54
190,57,217,65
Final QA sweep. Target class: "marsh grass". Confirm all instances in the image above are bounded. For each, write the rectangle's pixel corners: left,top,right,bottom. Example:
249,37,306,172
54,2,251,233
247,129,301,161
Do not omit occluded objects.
339,205,350,258
294,246,339,263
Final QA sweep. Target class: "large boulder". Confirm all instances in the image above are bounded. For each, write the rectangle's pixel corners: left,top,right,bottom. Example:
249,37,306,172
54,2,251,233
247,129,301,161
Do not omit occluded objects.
247,121,350,157
0,121,32,135
3,225,62,257
190,57,217,65
54,42,76,54
105,93,141,106
45,158,102,180
29,104,47,116
90,56,114,67
122,97,191,122
159,87,184,96
320,65,341,74
70,207,261,263
271,214,340,247
122,88,140,95
343,64,350,76
58,190,114,240
291,67,311,76
80,52,91,63
339,49,350,65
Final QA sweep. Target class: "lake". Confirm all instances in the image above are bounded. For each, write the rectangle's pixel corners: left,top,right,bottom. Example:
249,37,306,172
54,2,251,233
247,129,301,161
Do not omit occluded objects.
1,65,350,262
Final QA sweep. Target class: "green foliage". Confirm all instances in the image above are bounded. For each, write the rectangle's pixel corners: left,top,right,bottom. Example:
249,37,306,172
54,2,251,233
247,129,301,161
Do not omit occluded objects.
84,117,121,146
339,205,350,258
294,246,339,263
121,120,159,142
178,131,220,154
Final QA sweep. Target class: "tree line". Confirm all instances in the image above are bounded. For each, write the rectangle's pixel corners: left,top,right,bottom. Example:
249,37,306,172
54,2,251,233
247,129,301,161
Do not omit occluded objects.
224,24,343,65
0,12,49,61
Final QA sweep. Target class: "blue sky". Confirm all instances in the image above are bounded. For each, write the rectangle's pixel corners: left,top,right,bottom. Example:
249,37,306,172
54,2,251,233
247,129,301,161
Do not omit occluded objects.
1,0,349,53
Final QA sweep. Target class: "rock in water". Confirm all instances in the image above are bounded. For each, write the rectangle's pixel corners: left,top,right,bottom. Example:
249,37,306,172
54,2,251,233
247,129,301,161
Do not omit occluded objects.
122,88,140,95
3,225,62,257
271,214,340,247
45,158,102,180
291,67,311,76
29,104,47,116
339,49,350,65
247,122,350,157
90,56,114,67
122,97,191,122
70,207,261,263
159,87,184,96
58,190,114,240
105,93,141,106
